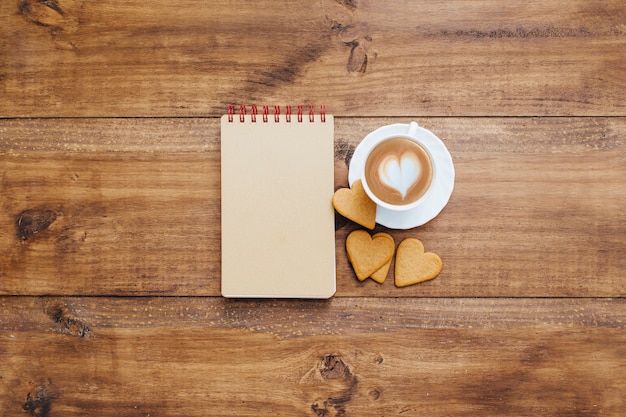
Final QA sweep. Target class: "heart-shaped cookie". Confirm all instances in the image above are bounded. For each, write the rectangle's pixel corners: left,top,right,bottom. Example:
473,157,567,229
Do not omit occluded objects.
369,233,394,284
332,179,376,230
395,238,442,287
346,230,395,281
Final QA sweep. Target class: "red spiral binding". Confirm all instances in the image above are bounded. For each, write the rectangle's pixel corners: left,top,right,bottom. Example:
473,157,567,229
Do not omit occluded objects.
274,105,280,122
228,105,327,123
285,105,292,122
227,105,235,122
262,105,269,122
251,105,258,122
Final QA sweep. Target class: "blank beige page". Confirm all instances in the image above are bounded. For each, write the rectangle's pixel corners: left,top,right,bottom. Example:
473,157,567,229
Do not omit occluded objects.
220,113,336,298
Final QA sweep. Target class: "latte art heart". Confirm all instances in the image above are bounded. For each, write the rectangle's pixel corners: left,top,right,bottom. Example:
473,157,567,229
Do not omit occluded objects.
364,137,433,206
378,152,421,199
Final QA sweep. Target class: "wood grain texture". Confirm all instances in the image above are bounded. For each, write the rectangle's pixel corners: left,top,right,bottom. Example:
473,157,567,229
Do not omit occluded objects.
1,117,624,296
1,296,624,416
1,0,625,117
0,118,626,297
2,0,624,414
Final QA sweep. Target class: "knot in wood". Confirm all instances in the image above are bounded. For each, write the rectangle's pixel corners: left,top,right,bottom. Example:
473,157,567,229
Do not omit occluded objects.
16,209,57,240
320,355,351,380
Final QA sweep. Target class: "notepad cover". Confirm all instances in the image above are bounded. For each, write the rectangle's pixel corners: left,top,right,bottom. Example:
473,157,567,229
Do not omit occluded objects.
220,114,336,298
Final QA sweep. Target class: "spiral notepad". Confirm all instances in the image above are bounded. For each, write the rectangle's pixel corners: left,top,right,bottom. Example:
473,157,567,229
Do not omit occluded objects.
221,105,336,298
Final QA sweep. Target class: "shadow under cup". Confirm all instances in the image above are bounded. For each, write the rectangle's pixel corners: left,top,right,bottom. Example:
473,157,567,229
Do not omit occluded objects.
362,136,435,211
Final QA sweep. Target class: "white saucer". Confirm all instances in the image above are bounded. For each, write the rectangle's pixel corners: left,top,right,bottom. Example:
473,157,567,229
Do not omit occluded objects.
348,123,455,229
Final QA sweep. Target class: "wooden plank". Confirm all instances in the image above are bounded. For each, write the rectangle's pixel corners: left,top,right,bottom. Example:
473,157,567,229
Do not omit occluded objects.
1,117,625,296
1,296,624,416
1,0,625,117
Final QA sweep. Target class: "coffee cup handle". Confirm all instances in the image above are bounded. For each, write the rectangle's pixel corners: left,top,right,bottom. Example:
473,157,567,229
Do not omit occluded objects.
408,121,419,136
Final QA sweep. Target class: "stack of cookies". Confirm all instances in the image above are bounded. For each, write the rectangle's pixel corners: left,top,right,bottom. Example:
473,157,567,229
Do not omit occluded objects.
332,179,442,287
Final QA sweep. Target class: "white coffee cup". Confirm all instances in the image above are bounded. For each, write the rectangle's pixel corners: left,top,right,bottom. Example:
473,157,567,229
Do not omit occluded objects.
360,122,437,211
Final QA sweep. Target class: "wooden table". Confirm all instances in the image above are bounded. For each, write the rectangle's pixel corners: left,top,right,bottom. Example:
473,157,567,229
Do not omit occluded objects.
1,1,625,415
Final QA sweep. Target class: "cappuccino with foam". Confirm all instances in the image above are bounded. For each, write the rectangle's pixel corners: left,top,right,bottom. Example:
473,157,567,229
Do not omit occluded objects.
363,137,433,207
